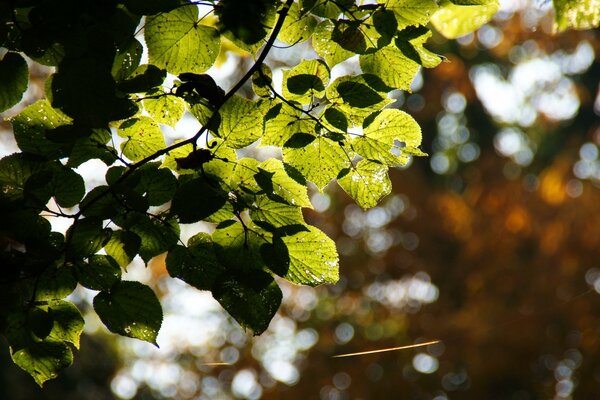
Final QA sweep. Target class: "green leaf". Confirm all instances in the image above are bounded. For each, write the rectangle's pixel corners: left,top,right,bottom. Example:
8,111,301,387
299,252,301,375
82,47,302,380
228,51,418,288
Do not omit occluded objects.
338,160,392,209
326,75,393,125
281,226,339,286
104,230,141,268
553,0,600,32
171,177,227,223
217,95,264,148
330,14,395,54
395,27,444,69
353,109,422,166
27,308,54,340
216,0,277,46
134,163,178,206
93,281,162,345
430,0,499,39
66,218,111,259
15,263,73,304
312,20,355,68
142,93,185,126
128,215,179,262
46,300,85,349
283,133,349,190
250,195,305,227
0,153,44,202
117,64,166,93
212,271,282,335
303,0,348,18
11,100,72,159
384,0,439,30
279,2,317,45
0,52,28,112
145,5,220,74
118,117,166,162
230,157,262,194
261,101,317,147
74,255,122,291
166,233,225,291
52,166,85,208
212,221,268,272
11,341,73,386
67,129,117,168
112,38,143,83
79,186,119,219
282,59,329,105
255,159,313,208
252,64,274,98
360,44,420,91
161,141,196,174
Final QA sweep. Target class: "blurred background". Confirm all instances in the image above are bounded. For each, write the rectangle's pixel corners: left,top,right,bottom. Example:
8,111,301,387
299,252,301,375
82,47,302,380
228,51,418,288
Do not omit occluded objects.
1,0,600,398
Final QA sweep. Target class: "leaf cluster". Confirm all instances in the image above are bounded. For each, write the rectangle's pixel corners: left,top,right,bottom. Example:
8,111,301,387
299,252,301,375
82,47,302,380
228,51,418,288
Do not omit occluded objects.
0,0,594,386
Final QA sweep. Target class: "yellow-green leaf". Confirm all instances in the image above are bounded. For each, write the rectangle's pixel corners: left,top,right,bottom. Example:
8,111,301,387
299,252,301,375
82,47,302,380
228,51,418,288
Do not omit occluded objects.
118,117,166,162
553,0,600,32
431,0,499,39
281,226,339,286
338,160,392,209
145,5,220,74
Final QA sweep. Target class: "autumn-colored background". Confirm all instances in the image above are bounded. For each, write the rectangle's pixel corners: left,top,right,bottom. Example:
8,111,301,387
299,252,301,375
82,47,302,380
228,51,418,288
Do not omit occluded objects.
2,1,600,399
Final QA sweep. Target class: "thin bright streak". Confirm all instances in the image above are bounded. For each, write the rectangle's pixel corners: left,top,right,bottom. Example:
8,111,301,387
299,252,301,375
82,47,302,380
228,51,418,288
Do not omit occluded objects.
200,362,232,366
332,340,441,358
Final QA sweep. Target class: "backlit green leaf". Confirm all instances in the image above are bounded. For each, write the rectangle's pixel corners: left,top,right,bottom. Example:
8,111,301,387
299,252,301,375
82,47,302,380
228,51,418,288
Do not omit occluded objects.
255,159,313,208
251,195,305,227
212,221,268,272
431,0,499,39
360,45,420,91
338,160,392,209
142,93,186,126
282,59,329,105
261,100,317,147
94,281,162,345
11,100,72,159
553,0,600,32
217,95,264,148
118,117,166,162
385,0,439,30
104,230,142,268
312,20,355,68
11,341,73,386
46,300,85,349
281,226,339,286
212,271,281,335
279,2,318,44
128,215,179,262
145,5,220,74
283,133,349,190
353,109,422,166
326,75,393,125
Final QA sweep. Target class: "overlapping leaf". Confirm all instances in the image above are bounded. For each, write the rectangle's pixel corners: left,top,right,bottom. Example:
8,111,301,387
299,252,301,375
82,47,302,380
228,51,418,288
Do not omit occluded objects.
283,133,349,190
145,5,220,74
118,117,166,162
338,160,392,209
281,226,339,286
353,109,422,166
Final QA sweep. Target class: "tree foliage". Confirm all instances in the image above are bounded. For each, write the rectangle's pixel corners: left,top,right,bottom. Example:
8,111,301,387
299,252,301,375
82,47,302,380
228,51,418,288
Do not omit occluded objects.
0,0,597,386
